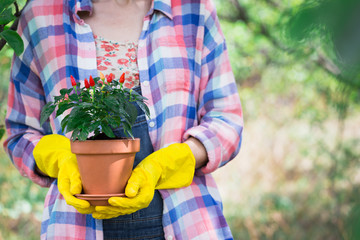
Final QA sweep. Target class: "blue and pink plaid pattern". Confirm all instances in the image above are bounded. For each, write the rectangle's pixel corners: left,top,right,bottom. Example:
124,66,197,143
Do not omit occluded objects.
3,0,243,239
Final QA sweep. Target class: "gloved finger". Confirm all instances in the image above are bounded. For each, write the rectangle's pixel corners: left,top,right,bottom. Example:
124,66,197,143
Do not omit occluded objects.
63,189,91,209
58,177,91,209
125,168,147,197
69,173,82,195
92,212,124,219
94,205,125,214
75,206,95,215
58,165,83,195
93,206,138,217
109,183,153,208
93,205,135,218
125,180,140,198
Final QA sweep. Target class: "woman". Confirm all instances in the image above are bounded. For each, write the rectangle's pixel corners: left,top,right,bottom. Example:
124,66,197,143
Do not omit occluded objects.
3,0,243,239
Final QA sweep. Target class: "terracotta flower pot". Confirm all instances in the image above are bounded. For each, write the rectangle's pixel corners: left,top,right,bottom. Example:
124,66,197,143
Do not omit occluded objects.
71,138,140,195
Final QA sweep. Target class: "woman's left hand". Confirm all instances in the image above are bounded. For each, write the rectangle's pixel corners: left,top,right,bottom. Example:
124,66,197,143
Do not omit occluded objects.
92,143,196,219
92,167,154,219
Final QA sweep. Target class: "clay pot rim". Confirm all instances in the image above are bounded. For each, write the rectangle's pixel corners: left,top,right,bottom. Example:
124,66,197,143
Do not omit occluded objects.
71,138,141,154
72,138,140,143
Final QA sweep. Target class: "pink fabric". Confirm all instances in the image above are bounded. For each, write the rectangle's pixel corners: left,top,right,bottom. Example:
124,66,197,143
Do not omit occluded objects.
94,35,140,89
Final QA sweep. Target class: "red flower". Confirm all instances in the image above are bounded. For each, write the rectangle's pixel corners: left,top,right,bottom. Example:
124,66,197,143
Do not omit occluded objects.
119,73,125,83
109,73,115,80
70,75,76,86
89,75,95,87
104,61,112,66
84,78,90,88
106,75,113,83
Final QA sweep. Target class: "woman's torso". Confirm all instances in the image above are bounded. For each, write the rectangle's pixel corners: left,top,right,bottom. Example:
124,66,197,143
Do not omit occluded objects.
14,0,237,239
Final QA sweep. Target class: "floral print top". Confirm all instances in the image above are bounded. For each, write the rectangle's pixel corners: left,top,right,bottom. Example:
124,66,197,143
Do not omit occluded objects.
94,34,140,89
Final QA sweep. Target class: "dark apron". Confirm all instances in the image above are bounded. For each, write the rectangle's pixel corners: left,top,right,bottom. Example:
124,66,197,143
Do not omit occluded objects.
102,87,164,240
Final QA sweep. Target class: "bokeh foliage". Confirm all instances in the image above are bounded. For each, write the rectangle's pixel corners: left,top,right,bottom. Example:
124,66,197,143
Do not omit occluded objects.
1,0,360,239
214,0,360,239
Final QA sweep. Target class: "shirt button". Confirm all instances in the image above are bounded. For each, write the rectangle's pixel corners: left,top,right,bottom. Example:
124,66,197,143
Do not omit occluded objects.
142,81,149,87
166,236,173,240
148,121,155,128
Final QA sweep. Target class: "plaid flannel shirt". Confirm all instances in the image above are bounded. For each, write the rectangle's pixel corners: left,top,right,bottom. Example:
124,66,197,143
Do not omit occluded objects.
3,0,243,239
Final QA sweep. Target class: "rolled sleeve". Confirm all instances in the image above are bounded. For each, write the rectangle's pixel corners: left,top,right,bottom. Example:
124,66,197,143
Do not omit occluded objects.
3,8,53,187
183,0,243,175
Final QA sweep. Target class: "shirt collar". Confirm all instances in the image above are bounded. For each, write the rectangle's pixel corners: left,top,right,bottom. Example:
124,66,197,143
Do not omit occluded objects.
71,0,172,24
71,0,93,25
153,0,172,19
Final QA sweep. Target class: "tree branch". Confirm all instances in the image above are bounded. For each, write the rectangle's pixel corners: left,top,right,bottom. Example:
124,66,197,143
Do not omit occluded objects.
223,0,342,78
229,0,249,23
264,0,280,8
14,2,21,17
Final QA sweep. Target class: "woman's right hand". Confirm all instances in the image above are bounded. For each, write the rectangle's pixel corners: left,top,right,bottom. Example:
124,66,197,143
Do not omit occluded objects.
33,134,95,214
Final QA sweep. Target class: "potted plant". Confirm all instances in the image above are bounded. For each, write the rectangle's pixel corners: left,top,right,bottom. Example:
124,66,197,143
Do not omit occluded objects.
40,73,150,205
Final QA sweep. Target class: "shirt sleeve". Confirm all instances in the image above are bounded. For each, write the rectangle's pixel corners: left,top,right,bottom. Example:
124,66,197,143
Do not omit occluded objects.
2,7,53,187
183,0,244,176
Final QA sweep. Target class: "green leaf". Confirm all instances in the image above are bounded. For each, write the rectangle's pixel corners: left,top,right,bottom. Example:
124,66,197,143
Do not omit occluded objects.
80,91,91,102
40,102,56,125
0,0,16,10
122,122,134,139
101,122,115,138
54,95,64,103
78,129,89,141
56,102,75,116
125,129,135,139
0,8,15,25
0,29,24,56
69,93,79,101
61,114,71,133
59,88,73,96
107,116,120,128
77,102,93,112
0,128,5,140
118,107,130,119
88,121,101,133
65,108,92,132
103,95,119,110
102,85,113,92
136,101,150,118
71,129,80,141
125,103,137,126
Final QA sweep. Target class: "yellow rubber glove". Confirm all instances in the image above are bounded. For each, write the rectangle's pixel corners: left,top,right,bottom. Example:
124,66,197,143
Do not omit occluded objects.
33,134,95,214
92,143,196,219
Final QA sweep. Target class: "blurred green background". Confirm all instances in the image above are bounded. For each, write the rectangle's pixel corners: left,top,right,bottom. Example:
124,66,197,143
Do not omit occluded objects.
1,0,360,239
